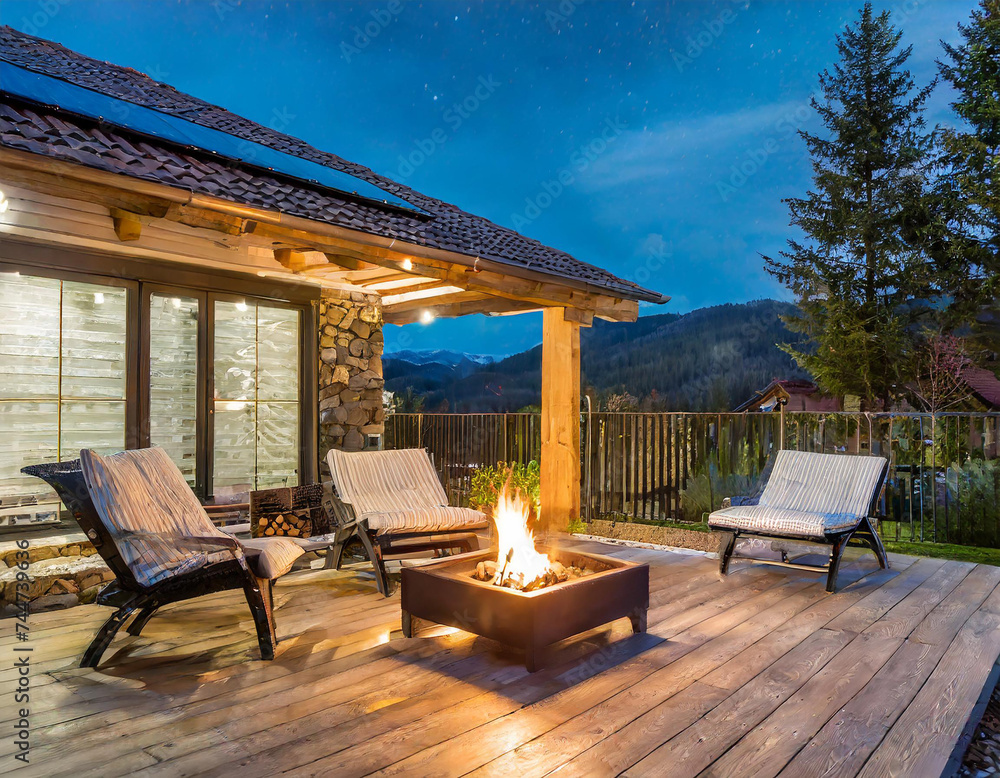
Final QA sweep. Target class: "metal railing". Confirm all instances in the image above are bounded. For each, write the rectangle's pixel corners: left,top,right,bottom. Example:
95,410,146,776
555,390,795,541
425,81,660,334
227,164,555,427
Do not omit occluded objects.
385,411,1000,548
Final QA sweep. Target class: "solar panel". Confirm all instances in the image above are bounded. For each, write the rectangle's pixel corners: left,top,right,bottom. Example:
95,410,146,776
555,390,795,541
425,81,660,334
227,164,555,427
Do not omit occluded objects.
0,60,427,215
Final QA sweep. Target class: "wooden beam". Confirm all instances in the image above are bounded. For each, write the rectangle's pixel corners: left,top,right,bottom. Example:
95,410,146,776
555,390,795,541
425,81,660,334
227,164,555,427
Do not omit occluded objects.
381,285,466,307
540,307,581,532
247,222,642,321
164,203,245,235
564,307,595,327
382,290,491,318
273,248,309,272
322,253,367,271
383,295,539,325
110,208,143,241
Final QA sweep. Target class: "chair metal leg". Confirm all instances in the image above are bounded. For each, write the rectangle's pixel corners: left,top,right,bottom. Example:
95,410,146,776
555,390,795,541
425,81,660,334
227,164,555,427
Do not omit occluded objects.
242,574,277,660
358,528,391,596
719,531,737,576
324,541,345,569
826,534,850,593
858,517,890,570
81,598,143,668
125,603,159,637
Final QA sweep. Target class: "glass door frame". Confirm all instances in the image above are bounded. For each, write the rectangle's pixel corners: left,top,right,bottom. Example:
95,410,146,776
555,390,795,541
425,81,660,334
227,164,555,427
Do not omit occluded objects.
0,259,142,454
0,241,320,496
209,292,309,495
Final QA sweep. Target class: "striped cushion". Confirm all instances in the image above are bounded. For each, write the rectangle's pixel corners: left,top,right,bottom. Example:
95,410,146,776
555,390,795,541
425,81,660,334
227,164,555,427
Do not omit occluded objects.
365,506,488,535
327,448,488,535
708,504,863,539
81,448,238,587
709,451,887,540
239,537,305,579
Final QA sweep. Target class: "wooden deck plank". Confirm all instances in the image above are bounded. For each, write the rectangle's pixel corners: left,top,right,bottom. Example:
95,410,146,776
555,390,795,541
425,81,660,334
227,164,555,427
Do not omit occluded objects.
778,565,1000,777
2,544,997,778
857,592,1000,776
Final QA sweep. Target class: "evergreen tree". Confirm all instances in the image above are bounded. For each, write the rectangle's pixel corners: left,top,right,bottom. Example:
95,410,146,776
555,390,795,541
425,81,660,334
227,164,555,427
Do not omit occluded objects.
764,3,935,407
932,1,1000,349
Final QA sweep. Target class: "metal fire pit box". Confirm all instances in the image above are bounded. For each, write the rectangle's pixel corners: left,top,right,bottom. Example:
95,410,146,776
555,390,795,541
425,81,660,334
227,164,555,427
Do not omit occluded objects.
400,547,649,672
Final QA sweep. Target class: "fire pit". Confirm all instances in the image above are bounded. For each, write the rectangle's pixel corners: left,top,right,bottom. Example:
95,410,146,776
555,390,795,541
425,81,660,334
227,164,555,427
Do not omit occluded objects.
401,547,648,671
399,480,649,672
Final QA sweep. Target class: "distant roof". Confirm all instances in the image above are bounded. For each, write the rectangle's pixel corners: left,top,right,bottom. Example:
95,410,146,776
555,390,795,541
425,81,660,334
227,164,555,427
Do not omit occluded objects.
0,27,667,304
733,379,819,412
962,366,1000,410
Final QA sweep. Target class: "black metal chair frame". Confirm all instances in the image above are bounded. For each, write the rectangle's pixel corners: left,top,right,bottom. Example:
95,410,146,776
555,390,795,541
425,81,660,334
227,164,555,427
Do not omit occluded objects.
321,482,479,596
22,461,278,668
715,462,890,594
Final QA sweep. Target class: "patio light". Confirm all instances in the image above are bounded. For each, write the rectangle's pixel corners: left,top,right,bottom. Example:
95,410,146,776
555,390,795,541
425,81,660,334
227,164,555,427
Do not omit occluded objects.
0,189,8,213
93,292,105,305
419,309,435,324
235,300,249,312
401,258,413,271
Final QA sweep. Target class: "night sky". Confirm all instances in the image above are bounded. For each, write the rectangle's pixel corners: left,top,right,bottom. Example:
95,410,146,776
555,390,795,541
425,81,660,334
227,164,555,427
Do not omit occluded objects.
0,0,977,356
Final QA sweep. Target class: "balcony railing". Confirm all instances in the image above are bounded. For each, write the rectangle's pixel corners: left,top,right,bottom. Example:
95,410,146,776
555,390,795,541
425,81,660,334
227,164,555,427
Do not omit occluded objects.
385,411,1000,549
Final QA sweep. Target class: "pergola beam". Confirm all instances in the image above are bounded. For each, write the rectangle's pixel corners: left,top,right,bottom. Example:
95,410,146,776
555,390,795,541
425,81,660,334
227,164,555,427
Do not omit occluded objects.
383,295,538,324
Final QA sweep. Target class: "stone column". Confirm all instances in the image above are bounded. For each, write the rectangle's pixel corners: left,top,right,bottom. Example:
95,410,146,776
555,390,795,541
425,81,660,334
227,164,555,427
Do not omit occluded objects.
318,289,384,459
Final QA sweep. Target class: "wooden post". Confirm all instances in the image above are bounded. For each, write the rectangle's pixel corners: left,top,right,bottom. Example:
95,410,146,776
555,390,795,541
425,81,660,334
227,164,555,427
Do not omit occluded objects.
541,307,581,533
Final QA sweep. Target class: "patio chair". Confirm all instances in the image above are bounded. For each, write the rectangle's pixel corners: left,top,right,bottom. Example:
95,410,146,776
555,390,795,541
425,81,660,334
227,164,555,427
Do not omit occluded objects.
21,448,304,667
325,448,489,595
708,450,890,593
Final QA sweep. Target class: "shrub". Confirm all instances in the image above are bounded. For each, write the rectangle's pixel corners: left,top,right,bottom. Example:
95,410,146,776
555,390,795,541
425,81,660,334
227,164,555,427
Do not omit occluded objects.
679,462,756,522
944,458,1000,547
470,461,540,520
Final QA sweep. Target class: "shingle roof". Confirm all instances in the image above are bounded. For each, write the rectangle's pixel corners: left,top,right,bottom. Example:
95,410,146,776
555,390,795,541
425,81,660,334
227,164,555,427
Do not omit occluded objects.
962,366,1000,410
0,26,666,304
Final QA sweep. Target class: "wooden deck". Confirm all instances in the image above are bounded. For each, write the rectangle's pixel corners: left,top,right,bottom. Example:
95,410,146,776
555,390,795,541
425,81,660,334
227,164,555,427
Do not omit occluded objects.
4,539,1000,777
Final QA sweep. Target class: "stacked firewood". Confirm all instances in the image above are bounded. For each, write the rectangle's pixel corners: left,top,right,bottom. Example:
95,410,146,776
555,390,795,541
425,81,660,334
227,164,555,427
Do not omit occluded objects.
256,511,312,538
250,483,330,539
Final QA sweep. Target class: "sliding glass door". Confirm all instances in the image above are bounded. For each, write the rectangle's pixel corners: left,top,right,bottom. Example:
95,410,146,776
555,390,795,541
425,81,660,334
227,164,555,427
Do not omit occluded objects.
146,289,202,489
0,273,131,524
0,265,309,528
213,299,301,491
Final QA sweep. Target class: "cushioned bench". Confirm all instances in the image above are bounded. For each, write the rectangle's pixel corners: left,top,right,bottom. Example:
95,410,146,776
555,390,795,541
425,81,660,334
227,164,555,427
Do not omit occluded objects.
708,450,890,593
326,448,489,595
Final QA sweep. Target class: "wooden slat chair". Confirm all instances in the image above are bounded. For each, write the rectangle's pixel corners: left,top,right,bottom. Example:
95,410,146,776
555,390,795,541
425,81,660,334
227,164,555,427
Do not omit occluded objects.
22,447,304,667
708,450,890,593
325,448,489,595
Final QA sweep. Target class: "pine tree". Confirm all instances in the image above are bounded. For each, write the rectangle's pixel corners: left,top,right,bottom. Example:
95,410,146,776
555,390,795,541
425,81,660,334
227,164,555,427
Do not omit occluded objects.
764,3,935,407
932,0,1000,348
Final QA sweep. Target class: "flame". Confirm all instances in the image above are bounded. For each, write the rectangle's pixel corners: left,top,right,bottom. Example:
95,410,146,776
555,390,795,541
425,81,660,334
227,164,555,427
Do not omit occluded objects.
492,481,552,589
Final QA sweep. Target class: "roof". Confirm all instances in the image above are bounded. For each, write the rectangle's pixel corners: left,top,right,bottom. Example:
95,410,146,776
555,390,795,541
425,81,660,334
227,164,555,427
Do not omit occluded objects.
961,365,1000,410
0,26,666,304
733,379,817,412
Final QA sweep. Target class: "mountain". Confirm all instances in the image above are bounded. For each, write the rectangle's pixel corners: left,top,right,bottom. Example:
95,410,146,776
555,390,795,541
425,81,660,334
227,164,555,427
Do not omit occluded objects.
386,349,496,367
383,300,809,412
